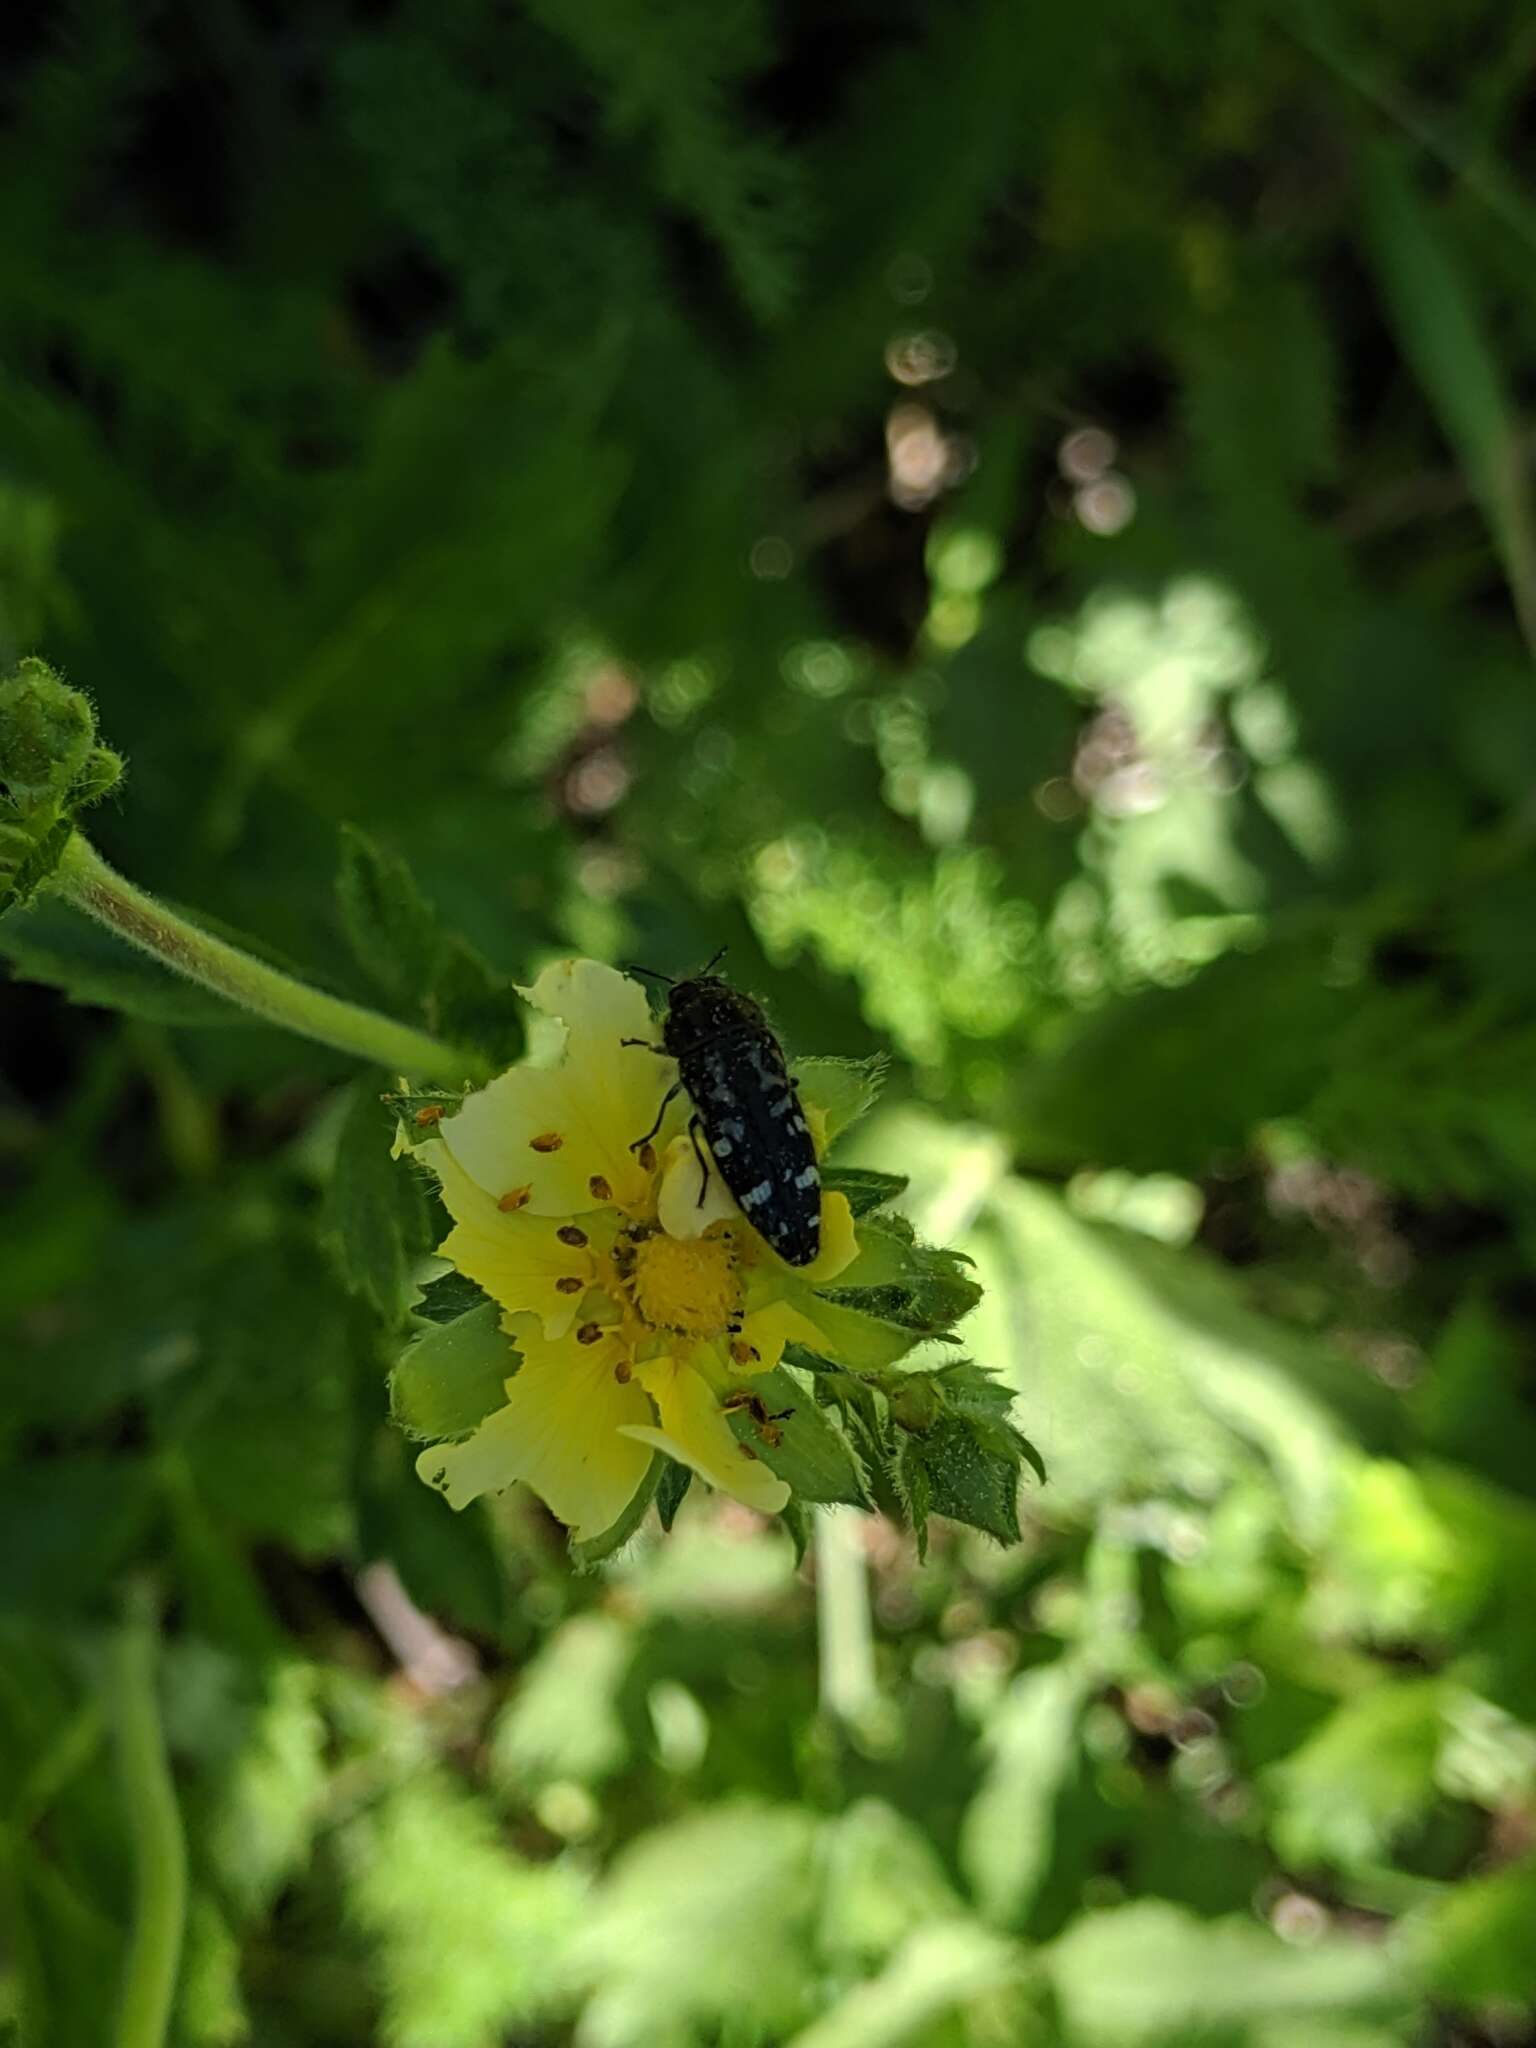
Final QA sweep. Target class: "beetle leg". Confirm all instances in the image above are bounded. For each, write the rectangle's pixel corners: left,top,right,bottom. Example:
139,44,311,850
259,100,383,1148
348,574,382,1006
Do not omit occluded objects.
630,1080,682,1152
688,1114,711,1206
620,1037,668,1052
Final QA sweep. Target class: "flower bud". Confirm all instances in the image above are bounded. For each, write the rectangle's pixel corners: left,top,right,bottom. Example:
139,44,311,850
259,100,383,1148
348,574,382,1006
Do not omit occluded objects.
0,658,96,809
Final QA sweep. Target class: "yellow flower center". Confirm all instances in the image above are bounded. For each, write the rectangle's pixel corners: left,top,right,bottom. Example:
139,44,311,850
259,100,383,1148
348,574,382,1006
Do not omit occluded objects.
614,1225,740,1339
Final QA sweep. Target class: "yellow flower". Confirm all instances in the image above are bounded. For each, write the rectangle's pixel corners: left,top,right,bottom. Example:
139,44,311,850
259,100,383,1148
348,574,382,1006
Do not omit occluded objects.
413,959,859,1540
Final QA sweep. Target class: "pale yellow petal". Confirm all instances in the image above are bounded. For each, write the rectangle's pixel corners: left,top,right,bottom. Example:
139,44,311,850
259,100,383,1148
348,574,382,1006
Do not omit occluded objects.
734,1297,835,1375
656,1130,741,1240
626,1357,790,1516
424,1140,596,1337
520,956,656,1052
798,1191,858,1283
438,960,681,1217
416,1334,653,1538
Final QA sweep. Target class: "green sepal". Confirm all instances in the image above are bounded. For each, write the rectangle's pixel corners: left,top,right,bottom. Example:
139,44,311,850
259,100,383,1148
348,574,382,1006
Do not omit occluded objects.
782,1289,930,1370
383,1087,472,1149
0,815,74,915
778,1498,812,1568
793,1053,887,1143
924,1360,1047,1487
820,1217,982,1332
68,745,125,809
721,1365,871,1508
327,1083,434,1322
656,1459,693,1531
391,1299,511,1442
413,1268,493,1325
893,1362,1045,1547
899,1417,1022,1547
570,1455,662,1571
821,1166,910,1218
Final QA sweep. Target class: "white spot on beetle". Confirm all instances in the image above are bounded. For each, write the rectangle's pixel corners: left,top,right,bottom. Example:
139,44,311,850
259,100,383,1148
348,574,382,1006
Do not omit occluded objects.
713,1134,733,1158
791,1115,808,1135
793,1165,819,1190
741,1180,772,1208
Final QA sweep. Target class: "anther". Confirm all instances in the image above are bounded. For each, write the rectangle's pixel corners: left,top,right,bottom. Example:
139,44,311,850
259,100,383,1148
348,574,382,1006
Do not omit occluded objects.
498,1185,532,1212
589,1174,613,1202
738,1443,759,1462
637,1142,657,1173
729,1341,758,1366
414,1104,445,1127
577,1321,603,1345
614,1361,633,1384
555,1276,583,1295
557,1224,588,1247
530,1131,564,1152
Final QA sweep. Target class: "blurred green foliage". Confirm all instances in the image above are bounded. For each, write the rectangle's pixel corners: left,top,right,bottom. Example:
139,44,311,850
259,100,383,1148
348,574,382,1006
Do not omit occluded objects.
4,1,1536,2043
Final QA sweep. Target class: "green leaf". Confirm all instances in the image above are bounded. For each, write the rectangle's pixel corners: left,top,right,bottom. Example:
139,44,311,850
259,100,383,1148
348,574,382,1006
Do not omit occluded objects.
177,1241,356,1556
337,825,523,1061
1266,1680,1447,1873
1042,1901,1407,2046
391,1300,511,1443
722,1366,871,1508
980,1179,1386,1532
0,1455,152,1613
1364,144,1536,652
491,1614,633,1790
326,1082,433,1322
569,1803,819,2042
342,1770,587,2045
817,1799,964,1969
821,1166,910,1219
206,1663,328,1916
1413,1854,1536,2007
336,823,441,1003
785,1922,1023,2048
962,1660,1088,1928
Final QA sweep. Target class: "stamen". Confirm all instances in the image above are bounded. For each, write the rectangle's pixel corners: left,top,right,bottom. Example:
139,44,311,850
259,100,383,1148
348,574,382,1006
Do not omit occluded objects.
498,1185,532,1212
589,1174,613,1201
414,1104,445,1127
614,1361,633,1384
729,1340,759,1366
557,1224,588,1247
555,1276,583,1295
577,1321,603,1345
530,1130,564,1152
738,1443,759,1462
637,1141,657,1172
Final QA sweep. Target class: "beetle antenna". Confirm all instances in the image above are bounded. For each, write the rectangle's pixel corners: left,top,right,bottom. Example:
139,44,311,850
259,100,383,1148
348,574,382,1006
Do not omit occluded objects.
699,946,728,975
621,962,675,985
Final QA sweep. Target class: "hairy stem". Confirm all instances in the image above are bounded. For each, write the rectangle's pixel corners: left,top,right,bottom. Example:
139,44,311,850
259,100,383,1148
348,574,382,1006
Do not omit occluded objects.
53,833,488,1084
110,1583,186,2048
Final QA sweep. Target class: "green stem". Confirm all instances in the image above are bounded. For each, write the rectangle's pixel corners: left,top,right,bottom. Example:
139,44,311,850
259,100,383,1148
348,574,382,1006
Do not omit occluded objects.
53,833,488,1085
110,1583,186,2048
815,1507,877,1724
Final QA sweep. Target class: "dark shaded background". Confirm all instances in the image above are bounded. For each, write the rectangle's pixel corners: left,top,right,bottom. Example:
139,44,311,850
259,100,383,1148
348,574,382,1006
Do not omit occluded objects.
4,3,1536,2043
